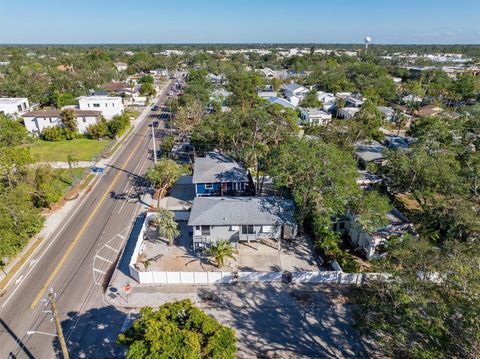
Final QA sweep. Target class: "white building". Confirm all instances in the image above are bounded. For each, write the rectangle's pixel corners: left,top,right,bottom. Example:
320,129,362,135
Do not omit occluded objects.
77,96,124,119
283,83,309,107
317,91,336,111
337,107,360,119
23,109,102,135
300,108,332,126
0,97,30,117
114,62,128,72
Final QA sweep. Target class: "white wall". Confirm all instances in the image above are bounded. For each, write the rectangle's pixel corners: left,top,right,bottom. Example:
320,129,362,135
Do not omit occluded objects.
23,115,99,135
78,96,124,119
0,98,30,116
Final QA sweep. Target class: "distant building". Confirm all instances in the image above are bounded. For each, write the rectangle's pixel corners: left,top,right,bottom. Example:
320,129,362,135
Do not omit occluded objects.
354,140,386,168
149,69,168,77
114,62,128,72
23,109,102,135
377,106,395,122
417,105,443,117
0,97,30,117
300,107,332,126
267,96,296,109
334,209,416,260
77,96,124,119
283,83,309,107
337,107,360,119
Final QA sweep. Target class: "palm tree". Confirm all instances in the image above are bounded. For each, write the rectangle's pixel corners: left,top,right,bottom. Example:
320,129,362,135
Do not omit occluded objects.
155,209,179,246
205,240,236,268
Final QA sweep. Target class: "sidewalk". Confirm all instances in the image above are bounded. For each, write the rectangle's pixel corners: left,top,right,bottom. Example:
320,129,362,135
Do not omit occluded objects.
0,87,169,289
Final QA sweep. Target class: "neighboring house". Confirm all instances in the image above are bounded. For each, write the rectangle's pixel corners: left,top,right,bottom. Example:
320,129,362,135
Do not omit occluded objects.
0,97,30,117
384,135,414,150
23,109,102,135
210,88,231,106
300,107,332,126
283,83,309,106
417,105,443,117
192,151,253,197
267,96,296,109
377,106,395,122
101,82,131,93
316,91,336,111
150,69,169,77
114,62,128,72
77,96,124,119
354,140,386,168
188,196,297,251
257,68,289,80
334,209,416,260
356,170,382,190
337,107,360,119
257,90,277,99
207,73,226,85
336,92,364,107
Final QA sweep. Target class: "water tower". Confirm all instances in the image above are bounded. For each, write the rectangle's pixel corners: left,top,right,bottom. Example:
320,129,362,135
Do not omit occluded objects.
364,36,372,53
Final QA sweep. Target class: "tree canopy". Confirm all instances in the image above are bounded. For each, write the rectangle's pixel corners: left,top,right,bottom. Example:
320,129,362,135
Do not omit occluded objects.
118,299,236,359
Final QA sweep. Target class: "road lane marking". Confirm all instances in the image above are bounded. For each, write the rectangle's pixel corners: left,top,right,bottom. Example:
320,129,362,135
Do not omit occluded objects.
1,173,104,308
30,125,150,309
95,255,113,264
105,244,119,252
93,268,107,275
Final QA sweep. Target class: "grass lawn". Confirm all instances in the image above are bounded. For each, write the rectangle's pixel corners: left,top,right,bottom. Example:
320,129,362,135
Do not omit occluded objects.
29,138,111,162
52,168,87,193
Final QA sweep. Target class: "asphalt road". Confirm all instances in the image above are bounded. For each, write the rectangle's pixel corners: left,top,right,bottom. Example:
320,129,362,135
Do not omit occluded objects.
0,82,174,359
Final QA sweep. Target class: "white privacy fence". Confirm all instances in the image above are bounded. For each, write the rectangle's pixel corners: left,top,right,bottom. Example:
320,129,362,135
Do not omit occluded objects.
127,213,388,285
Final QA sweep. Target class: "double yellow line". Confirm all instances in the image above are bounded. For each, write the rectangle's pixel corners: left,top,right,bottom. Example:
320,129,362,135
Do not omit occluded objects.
30,125,149,309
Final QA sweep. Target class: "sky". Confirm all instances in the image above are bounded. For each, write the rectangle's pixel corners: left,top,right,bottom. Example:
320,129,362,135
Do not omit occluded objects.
0,0,479,44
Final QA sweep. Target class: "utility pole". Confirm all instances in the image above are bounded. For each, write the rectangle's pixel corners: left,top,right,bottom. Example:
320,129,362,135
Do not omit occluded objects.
48,290,69,359
151,122,157,165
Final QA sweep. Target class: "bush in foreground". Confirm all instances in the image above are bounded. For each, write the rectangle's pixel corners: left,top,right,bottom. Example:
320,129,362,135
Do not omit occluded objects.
118,299,236,359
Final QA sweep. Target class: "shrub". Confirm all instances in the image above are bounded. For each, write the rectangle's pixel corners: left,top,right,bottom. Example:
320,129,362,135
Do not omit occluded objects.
86,119,109,139
41,127,78,141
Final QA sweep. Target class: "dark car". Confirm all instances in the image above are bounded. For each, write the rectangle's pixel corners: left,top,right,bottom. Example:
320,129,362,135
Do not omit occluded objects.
151,105,159,111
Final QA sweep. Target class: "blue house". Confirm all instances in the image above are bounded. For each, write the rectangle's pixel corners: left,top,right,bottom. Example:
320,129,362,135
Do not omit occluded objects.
192,151,253,197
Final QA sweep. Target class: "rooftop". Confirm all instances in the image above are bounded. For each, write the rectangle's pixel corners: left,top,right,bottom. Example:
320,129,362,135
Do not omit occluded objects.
192,151,250,184
354,140,385,163
0,97,28,105
188,196,295,226
24,109,102,117
267,96,295,109
303,108,331,116
77,95,122,101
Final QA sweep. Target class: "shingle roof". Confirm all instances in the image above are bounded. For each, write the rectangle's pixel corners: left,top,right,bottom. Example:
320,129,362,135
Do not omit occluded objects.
192,151,249,184
267,96,295,109
188,196,295,226
285,83,305,93
354,140,385,163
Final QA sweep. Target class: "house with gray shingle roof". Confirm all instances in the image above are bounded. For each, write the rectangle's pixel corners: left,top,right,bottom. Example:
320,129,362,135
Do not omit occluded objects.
188,196,297,250
192,151,253,197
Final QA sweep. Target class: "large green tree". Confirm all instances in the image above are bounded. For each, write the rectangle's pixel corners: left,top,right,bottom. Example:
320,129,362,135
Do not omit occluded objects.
352,238,480,359
118,299,236,359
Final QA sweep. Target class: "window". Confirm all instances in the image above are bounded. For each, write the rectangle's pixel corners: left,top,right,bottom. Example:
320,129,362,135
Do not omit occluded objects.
93,103,100,108
87,103,90,108
112,103,115,107
205,183,213,190
105,103,107,107
201,226,210,236
17,105,22,112
241,225,255,235
49,118,52,123
83,117,86,123
262,225,272,233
